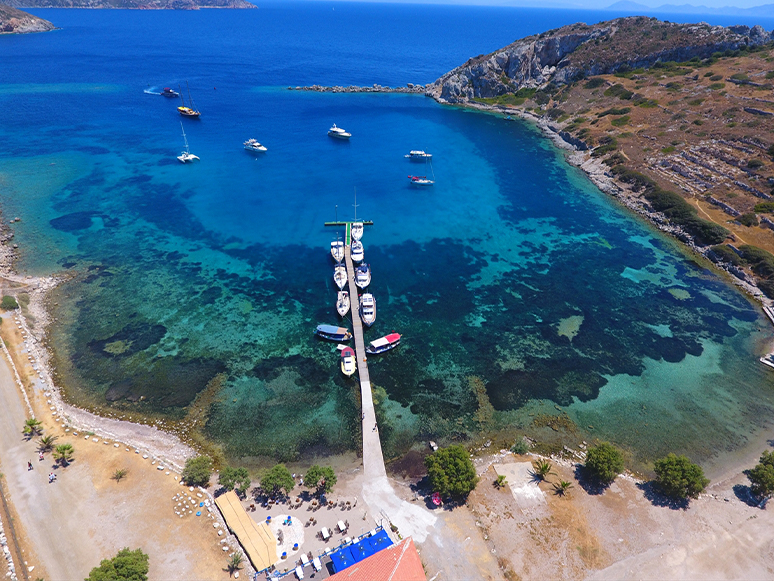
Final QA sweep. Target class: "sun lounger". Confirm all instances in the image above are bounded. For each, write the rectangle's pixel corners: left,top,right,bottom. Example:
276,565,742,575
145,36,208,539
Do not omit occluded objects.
369,528,377,536
295,565,304,579
343,536,352,545
321,527,331,540
312,556,322,572
300,553,310,566
337,520,347,533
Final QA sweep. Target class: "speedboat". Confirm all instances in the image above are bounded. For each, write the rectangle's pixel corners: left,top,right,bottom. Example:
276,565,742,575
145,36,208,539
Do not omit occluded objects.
328,124,351,140
336,290,350,317
351,240,364,263
331,239,344,263
408,175,434,186
366,333,401,355
315,324,352,342
355,264,371,289
334,264,347,290
162,87,179,98
340,346,356,376
351,222,363,241
405,150,432,160
244,138,267,153
360,293,376,327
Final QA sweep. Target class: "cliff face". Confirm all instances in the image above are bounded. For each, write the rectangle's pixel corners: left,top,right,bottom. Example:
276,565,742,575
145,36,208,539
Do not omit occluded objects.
0,4,55,33
427,17,772,103
3,0,254,8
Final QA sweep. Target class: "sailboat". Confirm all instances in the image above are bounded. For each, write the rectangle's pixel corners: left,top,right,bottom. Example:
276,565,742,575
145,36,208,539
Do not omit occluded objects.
336,290,350,317
177,122,199,163
178,81,201,118
408,158,435,186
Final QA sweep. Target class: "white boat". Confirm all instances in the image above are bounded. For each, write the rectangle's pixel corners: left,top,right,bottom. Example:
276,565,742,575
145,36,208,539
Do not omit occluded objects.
177,122,199,163
355,263,371,289
336,290,350,317
405,150,432,160
351,221,363,242
340,346,356,377
408,158,435,186
360,293,376,327
334,264,347,290
366,333,401,355
351,240,364,263
328,124,351,140
244,138,267,153
330,239,344,262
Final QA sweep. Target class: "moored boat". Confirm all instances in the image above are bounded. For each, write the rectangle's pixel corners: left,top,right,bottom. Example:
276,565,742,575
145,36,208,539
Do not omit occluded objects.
405,150,432,160
244,138,267,153
408,175,434,186
162,87,179,98
351,240,364,263
366,333,401,355
177,122,199,163
328,124,351,139
331,239,344,262
351,221,363,241
315,324,352,342
336,290,350,317
355,263,371,289
334,264,347,290
340,346,356,376
360,293,376,327
178,81,200,118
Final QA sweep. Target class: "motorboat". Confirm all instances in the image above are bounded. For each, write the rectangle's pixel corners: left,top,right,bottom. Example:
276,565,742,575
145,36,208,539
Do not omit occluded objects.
177,82,201,118
328,124,351,139
359,293,376,327
315,324,352,342
331,239,344,263
244,138,267,153
340,346,356,376
355,263,371,289
162,87,179,98
366,333,401,355
351,240,364,263
405,150,432,160
334,264,347,290
408,175,434,186
351,221,363,241
177,122,199,163
336,290,350,317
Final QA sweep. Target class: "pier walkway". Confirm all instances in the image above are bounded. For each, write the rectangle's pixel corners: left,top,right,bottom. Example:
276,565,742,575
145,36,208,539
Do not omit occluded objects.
344,245,386,479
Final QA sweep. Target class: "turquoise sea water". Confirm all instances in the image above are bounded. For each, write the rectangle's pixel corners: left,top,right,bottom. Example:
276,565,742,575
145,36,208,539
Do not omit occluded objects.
3,4,774,470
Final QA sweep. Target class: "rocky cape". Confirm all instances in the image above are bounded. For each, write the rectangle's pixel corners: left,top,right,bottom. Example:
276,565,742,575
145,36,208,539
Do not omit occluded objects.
0,4,55,33
426,17,772,103
2,0,254,8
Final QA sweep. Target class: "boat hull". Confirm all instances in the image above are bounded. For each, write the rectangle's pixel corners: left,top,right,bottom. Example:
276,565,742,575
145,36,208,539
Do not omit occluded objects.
336,291,350,317
334,266,347,290
366,334,401,355
315,325,352,342
351,222,364,241
360,294,376,327
178,107,200,118
355,264,371,289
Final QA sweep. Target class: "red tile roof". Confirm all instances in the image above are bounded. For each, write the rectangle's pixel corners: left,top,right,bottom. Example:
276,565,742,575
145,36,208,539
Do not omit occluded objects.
326,537,426,581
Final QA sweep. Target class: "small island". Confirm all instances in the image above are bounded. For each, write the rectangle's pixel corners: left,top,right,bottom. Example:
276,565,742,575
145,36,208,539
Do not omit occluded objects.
0,4,55,33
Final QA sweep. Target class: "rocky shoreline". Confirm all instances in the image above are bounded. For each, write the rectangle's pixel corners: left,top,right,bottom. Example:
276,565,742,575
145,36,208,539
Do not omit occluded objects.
288,83,427,94
0,4,55,35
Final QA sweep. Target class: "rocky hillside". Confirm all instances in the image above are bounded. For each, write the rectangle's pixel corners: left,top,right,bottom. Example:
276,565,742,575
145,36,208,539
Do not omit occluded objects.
427,17,771,103
0,4,55,33
3,0,254,8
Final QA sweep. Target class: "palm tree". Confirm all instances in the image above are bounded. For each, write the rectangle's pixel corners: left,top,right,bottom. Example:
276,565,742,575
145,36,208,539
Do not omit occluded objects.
112,468,128,482
38,434,58,452
494,474,508,489
23,418,43,437
553,480,574,496
53,443,74,467
531,459,554,482
227,552,243,575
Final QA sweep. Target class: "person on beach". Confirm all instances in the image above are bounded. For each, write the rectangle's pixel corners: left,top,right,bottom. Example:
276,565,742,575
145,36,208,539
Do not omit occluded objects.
373,424,377,431
39,452,44,461
27,461,32,470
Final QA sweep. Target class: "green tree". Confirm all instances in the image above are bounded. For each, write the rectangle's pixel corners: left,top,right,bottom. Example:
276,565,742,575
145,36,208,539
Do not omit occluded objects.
86,547,149,581
181,455,213,488
494,474,508,489
654,453,709,500
23,418,43,437
531,459,554,482
38,434,58,452
305,465,337,496
219,466,251,495
553,480,574,496
510,437,529,455
748,450,774,498
53,443,74,466
585,441,625,485
261,464,295,498
424,444,479,499
0,296,18,311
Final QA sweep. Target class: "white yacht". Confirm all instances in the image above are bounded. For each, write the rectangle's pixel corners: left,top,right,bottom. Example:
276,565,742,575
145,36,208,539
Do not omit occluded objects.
244,138,267,153
405,150,432,160
359,293,376,327
351,240,364,263
336,290,350,317
330,239,344,263
177,122,199,163
355,263,371,289
334,264,347,290
351,221,364,242
328,124,351,140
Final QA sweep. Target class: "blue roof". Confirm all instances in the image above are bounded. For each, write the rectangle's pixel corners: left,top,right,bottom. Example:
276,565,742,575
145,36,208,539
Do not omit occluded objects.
329,530,393,573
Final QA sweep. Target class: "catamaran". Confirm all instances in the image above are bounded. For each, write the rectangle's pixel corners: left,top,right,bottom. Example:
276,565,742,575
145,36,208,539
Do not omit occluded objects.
177,122,199,163
334,264,347,290
315,324,352,342
340,346,356,376
360,293,376,327
336,290,350,317
355,263,371,289
366,333,401,355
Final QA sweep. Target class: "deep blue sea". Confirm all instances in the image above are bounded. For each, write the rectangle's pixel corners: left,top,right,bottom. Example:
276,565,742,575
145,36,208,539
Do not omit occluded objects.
3,2,774,471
